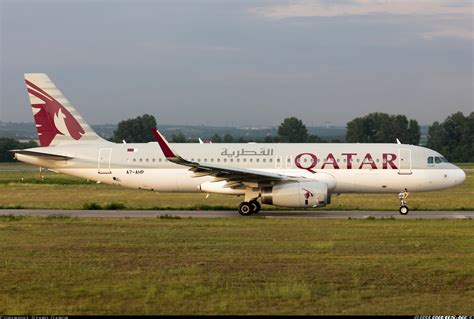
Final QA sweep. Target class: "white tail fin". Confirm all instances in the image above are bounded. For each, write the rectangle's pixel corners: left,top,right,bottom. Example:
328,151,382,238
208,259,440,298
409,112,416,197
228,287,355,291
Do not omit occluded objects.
24,73,106,146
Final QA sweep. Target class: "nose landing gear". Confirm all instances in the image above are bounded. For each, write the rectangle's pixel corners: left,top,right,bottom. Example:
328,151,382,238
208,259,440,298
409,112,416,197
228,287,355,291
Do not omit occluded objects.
398,188,410,215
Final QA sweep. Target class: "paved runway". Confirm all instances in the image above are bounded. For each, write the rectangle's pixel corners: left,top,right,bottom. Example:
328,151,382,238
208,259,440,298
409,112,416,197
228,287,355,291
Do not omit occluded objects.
0,209,473,219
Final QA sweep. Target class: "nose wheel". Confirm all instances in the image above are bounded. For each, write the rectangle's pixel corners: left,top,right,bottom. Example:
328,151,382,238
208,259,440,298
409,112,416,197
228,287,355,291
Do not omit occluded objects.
399,205,409,215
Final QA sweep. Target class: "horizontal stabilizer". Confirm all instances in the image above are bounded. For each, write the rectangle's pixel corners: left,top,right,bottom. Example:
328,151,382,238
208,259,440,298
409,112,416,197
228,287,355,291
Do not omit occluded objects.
9,149,74,160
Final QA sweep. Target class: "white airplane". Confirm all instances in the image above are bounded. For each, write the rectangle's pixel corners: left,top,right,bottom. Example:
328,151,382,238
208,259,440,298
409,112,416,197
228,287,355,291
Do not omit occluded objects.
11,73,466,215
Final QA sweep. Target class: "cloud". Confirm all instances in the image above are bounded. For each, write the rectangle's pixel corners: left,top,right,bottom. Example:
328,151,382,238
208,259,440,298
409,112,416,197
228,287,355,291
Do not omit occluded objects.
250,0,472,19
420,26,474,40
249,0,473,40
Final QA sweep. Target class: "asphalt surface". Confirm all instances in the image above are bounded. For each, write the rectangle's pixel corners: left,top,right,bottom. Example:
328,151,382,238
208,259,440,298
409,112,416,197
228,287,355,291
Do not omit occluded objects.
0,209,473,219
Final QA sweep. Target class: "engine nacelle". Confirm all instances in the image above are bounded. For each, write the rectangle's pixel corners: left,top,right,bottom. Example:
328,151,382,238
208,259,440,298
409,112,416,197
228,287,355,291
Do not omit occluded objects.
261,181,329,208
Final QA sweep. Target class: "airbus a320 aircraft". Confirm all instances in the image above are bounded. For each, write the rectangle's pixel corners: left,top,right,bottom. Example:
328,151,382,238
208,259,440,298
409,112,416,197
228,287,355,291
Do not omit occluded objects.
11,74,466,215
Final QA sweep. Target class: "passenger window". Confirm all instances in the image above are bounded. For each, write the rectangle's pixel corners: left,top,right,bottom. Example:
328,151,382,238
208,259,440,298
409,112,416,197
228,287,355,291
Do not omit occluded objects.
435,157,442,164
427,157,434,164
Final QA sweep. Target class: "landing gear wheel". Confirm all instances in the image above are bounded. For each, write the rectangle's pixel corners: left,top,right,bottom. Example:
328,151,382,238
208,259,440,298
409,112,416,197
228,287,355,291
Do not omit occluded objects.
399,205,409,215
238,202,253,216
249,200,261,214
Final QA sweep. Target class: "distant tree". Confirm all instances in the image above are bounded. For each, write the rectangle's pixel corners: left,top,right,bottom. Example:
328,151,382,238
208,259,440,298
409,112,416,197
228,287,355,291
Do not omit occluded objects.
211,133,222,143
346,112,420,144
427,112,473,162
263,135,277,143
406,119,421,145
307,134,324,143
346,117,366,142
277,117,321,143
112,114,157,143
171,132,187,143
223,133,234,143
0,138,38,162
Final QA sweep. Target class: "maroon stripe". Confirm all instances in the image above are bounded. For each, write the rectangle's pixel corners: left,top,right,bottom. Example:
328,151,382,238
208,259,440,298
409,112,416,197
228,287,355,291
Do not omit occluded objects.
25,79,54,100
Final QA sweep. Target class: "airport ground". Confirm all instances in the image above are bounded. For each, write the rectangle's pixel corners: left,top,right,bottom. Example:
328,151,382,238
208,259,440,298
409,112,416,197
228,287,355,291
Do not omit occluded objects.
0,163,473,314
0,163,473,211
0,216,473,314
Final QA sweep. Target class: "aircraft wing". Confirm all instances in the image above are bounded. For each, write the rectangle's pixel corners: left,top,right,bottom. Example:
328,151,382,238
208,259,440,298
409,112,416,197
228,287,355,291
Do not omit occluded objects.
151,128,304,186
9,149,74,161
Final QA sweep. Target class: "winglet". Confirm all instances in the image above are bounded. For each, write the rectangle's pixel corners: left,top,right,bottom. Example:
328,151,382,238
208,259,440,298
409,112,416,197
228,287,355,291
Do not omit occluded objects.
151,128,178,158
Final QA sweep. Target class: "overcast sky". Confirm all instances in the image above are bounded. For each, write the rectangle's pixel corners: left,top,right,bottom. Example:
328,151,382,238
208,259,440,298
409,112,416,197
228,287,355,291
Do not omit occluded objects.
1,0,472,126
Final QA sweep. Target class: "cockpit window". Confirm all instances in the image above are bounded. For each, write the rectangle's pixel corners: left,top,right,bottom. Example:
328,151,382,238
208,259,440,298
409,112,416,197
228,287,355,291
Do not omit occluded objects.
441,157,448,163
427,156,434,164
435,157,442,164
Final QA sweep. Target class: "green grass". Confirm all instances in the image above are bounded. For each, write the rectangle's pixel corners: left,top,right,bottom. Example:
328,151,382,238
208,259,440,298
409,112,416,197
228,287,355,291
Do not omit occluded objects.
455,163,474,169
0,217,472,314
0,162,473,211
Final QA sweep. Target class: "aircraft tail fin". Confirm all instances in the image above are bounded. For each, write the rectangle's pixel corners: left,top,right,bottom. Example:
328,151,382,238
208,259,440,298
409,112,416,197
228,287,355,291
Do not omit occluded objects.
24,73,107,147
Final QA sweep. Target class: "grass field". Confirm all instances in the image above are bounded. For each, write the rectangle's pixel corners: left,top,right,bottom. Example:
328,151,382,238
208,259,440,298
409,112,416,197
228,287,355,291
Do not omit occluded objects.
0,216,472,315
0,163,473,211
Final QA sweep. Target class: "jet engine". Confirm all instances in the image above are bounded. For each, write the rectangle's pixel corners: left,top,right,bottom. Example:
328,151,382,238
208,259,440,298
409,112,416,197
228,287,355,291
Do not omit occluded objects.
261,181,329,208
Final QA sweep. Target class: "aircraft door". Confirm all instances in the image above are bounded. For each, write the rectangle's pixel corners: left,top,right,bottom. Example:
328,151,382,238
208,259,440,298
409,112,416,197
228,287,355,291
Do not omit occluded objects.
398,149,412,175
98,148,112,174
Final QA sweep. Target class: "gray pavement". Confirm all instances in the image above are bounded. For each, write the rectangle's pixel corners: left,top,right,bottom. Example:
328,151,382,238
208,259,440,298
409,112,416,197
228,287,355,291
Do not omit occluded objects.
0,209,473,219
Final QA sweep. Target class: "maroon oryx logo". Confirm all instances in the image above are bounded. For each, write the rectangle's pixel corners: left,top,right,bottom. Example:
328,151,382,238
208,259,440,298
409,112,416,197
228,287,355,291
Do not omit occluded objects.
302,188,314,205
26,79,85,146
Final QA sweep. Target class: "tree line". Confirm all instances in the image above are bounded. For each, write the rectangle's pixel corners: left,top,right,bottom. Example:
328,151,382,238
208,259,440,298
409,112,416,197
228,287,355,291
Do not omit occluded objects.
110,112,472,162
0,111,472,162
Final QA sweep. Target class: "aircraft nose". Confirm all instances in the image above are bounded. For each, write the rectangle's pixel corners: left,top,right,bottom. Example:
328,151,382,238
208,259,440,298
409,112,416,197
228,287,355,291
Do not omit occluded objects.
454,168,466,185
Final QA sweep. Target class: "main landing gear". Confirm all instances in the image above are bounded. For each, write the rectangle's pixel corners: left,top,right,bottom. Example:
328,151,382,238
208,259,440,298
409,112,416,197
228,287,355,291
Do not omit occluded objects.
238,200,261,216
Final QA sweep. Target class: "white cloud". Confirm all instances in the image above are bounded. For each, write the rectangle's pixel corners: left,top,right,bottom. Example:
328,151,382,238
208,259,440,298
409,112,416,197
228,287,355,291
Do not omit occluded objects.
250,0,473,19
250,0,474,40
420,26,474,40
